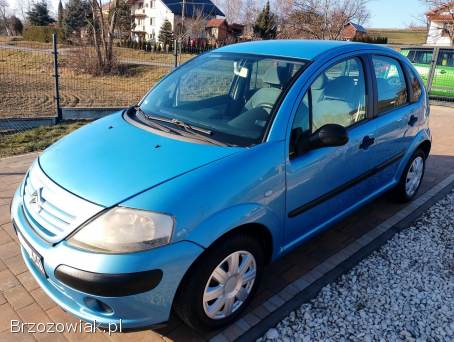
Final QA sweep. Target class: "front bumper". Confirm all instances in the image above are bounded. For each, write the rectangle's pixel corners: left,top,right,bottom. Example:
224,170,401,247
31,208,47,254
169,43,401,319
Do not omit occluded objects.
11,186,204,328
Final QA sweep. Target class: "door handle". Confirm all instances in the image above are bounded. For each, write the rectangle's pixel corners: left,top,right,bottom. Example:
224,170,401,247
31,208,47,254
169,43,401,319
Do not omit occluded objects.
408,114,418,126
360,135,375,150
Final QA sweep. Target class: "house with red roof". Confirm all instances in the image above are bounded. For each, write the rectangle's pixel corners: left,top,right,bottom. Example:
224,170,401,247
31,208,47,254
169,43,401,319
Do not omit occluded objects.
426,1,454,46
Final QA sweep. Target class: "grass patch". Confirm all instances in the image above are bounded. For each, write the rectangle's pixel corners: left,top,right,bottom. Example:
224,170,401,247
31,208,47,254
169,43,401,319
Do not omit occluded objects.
368,28,427,45
0,121,87,158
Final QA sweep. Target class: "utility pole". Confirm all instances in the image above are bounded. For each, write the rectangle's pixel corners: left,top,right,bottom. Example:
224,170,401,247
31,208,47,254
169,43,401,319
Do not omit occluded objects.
182,0,185,28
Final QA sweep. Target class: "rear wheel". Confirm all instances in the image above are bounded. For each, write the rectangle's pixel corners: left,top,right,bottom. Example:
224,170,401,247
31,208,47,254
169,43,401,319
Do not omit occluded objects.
393,149,426,202
174,234,264,331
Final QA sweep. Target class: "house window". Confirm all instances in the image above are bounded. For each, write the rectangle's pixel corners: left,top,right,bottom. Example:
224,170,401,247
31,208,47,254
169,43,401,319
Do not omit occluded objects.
145,2,148,8
137,18,144,25
151,0,155,8
138,2,143,9
150,18,155,26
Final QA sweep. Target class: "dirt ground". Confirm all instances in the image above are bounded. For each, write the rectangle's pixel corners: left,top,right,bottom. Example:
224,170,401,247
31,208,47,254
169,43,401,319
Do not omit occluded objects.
0,44,193,118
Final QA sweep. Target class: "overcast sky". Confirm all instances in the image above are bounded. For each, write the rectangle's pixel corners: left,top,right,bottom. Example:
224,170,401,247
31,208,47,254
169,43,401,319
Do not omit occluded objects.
6,0,429,29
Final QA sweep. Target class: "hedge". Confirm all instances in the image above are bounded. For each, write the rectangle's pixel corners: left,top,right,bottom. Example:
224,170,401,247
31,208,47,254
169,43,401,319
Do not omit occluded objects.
22,26,64,43
352,35,388,44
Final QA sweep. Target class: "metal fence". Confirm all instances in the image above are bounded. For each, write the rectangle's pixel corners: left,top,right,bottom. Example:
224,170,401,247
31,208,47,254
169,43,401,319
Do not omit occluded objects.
397,45,454,103
0,38,453,135
0,34,191,134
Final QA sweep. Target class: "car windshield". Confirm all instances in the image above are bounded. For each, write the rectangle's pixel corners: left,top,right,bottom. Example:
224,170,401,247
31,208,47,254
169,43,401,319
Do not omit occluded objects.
137,52,307,146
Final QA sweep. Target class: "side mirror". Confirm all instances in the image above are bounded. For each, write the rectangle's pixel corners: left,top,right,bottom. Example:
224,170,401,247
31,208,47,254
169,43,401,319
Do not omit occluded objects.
308,124,349,149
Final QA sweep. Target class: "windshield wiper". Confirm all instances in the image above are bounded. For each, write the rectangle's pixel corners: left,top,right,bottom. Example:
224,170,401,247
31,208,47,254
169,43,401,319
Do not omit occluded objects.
132,106,176,134
132,106,230,147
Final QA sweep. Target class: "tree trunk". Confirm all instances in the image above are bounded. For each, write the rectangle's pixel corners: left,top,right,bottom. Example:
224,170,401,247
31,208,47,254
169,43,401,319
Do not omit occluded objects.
91,1,104,71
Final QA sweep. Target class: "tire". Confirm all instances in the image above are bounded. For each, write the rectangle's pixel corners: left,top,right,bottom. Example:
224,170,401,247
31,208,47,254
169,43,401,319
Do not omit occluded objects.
173,233,264,331
393,149,426,203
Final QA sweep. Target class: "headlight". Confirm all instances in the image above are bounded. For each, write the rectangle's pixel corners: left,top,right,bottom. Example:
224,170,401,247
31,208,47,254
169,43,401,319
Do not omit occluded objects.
67,207,174,253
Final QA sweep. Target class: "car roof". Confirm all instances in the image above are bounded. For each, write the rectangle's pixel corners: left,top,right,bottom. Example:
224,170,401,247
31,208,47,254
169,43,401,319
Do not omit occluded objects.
215,39,390,61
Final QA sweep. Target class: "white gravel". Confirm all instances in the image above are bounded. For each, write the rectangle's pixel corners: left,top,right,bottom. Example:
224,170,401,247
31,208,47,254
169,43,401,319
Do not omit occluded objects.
260,190,454,341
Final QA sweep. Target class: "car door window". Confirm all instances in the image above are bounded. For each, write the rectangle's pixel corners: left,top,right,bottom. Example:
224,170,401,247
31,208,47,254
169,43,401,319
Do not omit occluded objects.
437,50,454,67
292,57,367,134
372,56,408,114
414,50,433,65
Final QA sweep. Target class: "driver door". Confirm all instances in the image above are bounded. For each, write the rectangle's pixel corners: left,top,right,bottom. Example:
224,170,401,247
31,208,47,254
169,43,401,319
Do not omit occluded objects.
284,56,378,250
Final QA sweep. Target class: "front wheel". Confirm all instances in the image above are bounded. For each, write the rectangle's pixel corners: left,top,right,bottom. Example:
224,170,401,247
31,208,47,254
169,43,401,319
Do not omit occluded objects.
393,149,426,202
173,234,264,331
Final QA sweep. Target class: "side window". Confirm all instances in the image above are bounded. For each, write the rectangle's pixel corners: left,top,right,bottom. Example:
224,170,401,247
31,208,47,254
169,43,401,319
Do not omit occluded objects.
437,50,454,67
414,50,433,65
310,58,367,131
372,56,408,114
291,57,367,138
408,68,422,103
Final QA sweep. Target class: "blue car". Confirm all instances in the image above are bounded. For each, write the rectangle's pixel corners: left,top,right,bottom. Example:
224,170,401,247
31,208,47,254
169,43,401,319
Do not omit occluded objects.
11,40,431,330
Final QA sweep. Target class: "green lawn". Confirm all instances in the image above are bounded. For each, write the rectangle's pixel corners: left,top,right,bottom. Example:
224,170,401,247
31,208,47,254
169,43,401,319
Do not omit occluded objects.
368,28,427,45
0,121,87,158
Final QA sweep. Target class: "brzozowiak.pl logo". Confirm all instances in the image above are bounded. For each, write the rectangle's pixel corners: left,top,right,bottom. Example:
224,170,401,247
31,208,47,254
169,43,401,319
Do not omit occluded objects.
11,319,122,335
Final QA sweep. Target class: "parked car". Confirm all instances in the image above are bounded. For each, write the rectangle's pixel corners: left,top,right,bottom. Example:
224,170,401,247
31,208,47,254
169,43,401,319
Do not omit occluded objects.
11,40,431,331
400,47,454,98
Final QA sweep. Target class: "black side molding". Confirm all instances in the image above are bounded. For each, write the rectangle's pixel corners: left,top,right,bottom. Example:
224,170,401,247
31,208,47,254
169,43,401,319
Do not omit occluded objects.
55,265,163,297
288,151,405,218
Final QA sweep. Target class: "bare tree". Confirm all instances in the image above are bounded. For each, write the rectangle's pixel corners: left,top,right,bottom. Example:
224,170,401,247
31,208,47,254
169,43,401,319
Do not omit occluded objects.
242,0,260,25
0,0,11,35
422,0,454,46
212,0,242,23
86,0,121,73
281,0,370,40
271,0,294,21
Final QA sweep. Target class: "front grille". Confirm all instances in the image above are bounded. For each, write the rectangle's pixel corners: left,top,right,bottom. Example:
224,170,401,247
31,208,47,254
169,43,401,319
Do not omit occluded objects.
22,162,104,243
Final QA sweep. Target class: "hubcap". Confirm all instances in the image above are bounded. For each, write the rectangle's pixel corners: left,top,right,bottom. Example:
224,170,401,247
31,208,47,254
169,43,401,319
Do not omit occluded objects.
405,156,424,197
203,251,256,319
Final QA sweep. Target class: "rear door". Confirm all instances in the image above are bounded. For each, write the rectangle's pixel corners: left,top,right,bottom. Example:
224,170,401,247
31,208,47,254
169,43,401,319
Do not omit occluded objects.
364,55,418,192
431,49,454,99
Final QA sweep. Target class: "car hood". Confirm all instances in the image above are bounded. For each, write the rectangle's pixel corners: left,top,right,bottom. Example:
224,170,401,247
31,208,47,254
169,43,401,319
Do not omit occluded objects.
39,112,240,207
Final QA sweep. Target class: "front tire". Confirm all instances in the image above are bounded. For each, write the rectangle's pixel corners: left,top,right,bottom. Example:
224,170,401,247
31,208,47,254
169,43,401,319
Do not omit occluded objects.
393,149,426,202
174,233,264,331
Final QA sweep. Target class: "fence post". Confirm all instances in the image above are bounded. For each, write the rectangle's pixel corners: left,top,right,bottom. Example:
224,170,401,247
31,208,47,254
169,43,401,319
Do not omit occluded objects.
426,47,439,95
52,33,62,123
173,38,178,69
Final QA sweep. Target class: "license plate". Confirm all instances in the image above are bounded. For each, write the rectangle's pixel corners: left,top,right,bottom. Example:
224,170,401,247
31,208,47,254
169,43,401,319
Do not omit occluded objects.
17,231,46,277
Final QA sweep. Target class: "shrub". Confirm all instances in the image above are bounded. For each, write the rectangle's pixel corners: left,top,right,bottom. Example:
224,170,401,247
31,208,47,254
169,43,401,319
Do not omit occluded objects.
352,35,388,44
22,26,64,43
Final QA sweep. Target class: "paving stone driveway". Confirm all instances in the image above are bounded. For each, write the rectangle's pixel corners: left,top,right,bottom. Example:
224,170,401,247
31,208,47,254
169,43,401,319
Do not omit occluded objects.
0,106,453,341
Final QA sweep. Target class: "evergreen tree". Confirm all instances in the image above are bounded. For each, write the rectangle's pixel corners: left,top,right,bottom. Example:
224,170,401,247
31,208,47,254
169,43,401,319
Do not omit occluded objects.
253,1,277,40
8,16,23,35
62,0,91,35
158,19,173,46
57,0,64,27
27,1,55,26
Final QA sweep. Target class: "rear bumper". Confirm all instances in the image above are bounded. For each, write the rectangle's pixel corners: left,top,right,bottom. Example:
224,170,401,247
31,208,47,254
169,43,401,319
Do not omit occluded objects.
11,186,204,328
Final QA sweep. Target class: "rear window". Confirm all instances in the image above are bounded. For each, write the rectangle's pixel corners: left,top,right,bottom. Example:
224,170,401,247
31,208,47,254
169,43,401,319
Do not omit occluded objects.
372,56,408,114
408,68,422,103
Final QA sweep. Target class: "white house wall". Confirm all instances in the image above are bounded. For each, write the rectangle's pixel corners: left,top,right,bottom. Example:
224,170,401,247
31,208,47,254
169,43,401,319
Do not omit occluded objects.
426,21,453,46
131,0,175,42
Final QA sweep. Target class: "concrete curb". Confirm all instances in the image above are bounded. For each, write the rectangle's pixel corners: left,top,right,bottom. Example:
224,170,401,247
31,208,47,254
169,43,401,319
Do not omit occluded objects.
211,173,454,342
0,152,39,162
